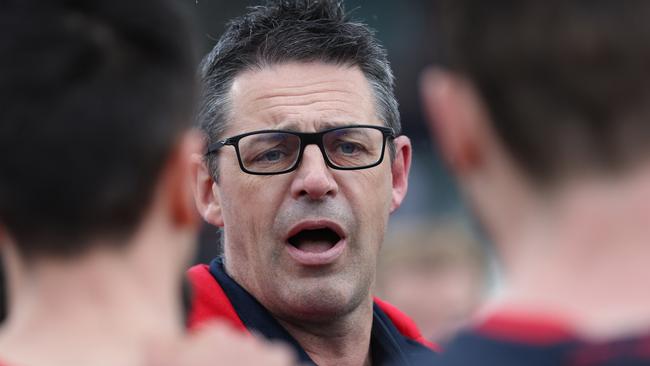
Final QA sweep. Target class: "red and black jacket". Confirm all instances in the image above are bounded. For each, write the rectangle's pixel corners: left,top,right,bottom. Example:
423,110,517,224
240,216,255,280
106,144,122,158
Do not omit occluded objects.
187,258,438,365
415,312,650,366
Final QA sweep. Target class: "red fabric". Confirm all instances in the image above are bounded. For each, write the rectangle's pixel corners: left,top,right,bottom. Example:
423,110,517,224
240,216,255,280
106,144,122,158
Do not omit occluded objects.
186,264,438,351
477,311,576,345
186,264,249,334
373,296,439,351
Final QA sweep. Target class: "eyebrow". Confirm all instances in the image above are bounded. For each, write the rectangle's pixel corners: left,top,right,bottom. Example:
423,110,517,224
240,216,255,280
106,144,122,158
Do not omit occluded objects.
274,120,358,132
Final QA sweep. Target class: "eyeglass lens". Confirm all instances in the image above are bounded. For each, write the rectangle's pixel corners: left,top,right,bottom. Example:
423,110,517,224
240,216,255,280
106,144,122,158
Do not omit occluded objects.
237,127,385,173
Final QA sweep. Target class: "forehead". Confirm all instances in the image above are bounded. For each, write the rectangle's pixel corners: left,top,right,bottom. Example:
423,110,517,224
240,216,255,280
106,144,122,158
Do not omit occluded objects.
226,62,379,134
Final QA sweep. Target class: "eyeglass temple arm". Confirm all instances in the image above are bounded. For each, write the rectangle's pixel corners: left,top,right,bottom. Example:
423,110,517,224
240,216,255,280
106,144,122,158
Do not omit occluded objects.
205,139,229,155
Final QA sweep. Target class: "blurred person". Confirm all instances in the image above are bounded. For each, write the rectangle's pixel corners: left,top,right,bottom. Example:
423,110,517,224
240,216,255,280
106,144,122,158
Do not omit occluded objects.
377,220,487,344
188,0,438,364
0,257,5,325
418,0,650,364
0,1,293,366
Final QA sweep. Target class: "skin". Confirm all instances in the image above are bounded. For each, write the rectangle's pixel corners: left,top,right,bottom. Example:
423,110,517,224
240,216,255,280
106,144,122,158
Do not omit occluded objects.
421,67,650,339
194,61,411,366
0,132,294,366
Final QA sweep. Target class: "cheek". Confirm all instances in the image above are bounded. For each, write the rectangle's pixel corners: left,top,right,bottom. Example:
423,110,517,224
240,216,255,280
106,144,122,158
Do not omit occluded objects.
348,169,393,217
340,169,393,247
220,175,288,241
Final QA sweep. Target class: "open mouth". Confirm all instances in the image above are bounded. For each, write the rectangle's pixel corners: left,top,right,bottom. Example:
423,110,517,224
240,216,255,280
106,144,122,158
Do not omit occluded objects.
287,227,341,253
284,222,347,266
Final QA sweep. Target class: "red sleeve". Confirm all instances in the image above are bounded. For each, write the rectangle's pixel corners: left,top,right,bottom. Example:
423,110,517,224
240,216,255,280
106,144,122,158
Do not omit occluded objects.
374,296,440,352
186,264,249,334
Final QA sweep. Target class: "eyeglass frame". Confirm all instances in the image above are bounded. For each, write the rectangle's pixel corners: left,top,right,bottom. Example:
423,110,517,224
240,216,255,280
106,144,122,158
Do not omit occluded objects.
204,124,396,175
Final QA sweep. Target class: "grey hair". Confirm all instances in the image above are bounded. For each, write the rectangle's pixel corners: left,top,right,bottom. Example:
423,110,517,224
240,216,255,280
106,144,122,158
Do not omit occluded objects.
197,0,400,177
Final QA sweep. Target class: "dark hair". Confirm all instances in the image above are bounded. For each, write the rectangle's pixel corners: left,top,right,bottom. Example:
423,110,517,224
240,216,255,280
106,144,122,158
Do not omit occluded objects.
198,0,399,177
0,0,199,259
435,0,650,184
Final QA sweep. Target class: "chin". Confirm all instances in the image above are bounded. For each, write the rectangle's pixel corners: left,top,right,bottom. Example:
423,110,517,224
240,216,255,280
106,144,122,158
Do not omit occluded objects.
277,282,369,322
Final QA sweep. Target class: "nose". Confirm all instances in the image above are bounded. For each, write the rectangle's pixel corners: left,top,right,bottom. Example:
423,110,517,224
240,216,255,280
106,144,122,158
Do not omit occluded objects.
290,145,338,200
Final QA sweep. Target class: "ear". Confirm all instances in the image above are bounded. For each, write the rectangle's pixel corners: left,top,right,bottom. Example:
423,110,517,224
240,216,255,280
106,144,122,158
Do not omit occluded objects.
162,130,204,230
420,67,486,176
389,135,412,213
190,149,224,228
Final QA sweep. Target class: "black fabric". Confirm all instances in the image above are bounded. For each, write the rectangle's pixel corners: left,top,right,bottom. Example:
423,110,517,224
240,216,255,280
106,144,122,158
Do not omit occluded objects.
209,257,437,365
412,329,650,366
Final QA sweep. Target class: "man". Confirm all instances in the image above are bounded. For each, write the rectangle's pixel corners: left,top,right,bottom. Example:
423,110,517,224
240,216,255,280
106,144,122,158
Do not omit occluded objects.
0,1,292,365
188,1,437,365
419,0,650,364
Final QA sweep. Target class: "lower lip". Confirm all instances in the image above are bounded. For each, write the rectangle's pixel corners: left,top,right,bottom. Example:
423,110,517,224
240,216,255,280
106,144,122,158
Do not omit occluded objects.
285,239,346,266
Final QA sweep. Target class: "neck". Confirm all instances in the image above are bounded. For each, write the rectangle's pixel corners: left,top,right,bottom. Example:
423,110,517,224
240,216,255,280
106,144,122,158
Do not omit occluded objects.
0,243,184,366
277,296,374,366
491,171,650,339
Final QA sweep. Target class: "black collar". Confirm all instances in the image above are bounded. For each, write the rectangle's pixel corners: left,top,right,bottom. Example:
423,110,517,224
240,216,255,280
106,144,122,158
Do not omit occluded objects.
209,257,436,365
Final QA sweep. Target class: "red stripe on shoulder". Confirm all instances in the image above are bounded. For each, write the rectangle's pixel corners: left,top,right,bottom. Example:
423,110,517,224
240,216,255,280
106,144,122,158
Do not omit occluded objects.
186,264,248,334
374,296,440,352
477,311,576,345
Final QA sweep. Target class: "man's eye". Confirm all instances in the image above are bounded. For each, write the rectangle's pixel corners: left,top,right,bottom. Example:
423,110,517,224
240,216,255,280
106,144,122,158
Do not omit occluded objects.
256,149,285,162
337,142,362,155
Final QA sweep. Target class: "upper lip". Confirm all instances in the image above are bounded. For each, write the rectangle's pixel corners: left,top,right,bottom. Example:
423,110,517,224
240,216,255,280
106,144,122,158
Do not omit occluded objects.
285,219,346,242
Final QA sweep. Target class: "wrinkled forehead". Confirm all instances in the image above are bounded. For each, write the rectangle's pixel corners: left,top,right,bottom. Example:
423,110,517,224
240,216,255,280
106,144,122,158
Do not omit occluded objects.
225,62,380,135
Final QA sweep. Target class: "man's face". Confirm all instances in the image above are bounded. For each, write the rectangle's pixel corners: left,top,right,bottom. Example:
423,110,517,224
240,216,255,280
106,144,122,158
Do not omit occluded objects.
202,62,410,322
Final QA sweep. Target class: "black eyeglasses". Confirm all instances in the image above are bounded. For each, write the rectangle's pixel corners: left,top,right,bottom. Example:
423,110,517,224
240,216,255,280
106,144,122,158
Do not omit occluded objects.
205,125,395,175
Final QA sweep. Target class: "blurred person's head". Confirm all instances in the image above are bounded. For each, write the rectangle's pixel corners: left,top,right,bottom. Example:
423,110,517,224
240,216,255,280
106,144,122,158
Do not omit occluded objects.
377,220,487,343
0,0,202,331
422,0,650,267
0,0,199,264
193,0,411,324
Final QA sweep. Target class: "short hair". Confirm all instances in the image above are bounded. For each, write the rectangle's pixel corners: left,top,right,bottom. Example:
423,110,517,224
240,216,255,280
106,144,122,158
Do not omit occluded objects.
435,0,650,184
0,0,199,259
198,0,399,177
